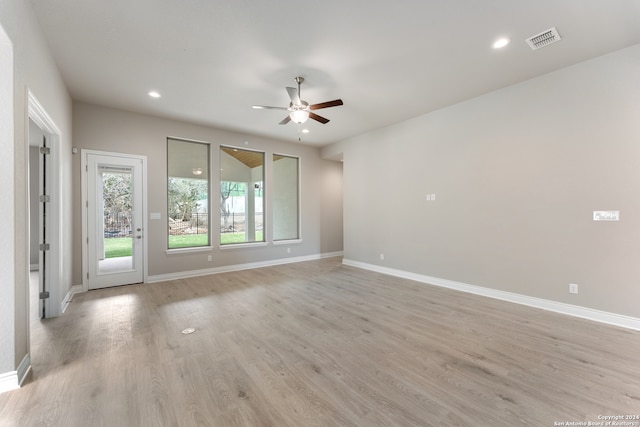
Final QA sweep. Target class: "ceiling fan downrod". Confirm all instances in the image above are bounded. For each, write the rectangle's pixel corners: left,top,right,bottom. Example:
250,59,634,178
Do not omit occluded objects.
294,76,304,100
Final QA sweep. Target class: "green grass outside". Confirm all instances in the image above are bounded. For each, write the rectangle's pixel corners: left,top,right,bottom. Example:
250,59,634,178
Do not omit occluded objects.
169,232,263,247
168,234,209,249
104,237,133,258
220,231,263,245
104,232,265,258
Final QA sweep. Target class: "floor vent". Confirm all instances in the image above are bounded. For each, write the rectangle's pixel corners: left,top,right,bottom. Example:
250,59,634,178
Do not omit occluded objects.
526,27,562,50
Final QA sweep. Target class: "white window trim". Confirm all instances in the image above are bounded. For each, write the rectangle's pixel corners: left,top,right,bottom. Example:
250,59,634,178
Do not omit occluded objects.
167,137,212,251
166,246,214,255
220,242,268,250
272,152,301,242
219,145,267,247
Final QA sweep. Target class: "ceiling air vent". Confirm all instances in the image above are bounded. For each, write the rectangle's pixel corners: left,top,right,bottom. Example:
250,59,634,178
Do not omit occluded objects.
526,27,562,50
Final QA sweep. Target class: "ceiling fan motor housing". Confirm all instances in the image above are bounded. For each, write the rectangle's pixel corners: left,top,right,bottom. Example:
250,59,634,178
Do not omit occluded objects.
253,76,343,126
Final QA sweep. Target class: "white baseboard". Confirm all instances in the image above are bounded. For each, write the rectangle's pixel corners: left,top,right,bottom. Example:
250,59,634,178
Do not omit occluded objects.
61,285,82,314
0,371,19,394
0,354,30,394
342,259,640,331
17,354,30,386
147,251,344,283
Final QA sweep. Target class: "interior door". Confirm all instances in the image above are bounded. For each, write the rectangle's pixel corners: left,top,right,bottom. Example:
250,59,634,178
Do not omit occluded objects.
85,152,144,289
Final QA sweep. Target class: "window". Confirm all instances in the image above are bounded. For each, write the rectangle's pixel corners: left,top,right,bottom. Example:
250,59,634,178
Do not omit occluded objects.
272,154,300,241
167,138,210,249
220,146,265,245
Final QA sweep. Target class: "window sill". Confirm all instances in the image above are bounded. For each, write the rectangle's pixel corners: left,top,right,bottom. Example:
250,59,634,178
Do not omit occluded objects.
220,242,268,250
273,239,302,245
166,246,214,255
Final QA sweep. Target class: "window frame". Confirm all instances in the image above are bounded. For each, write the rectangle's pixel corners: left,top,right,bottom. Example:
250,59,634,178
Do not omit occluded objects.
219,145,266,248
272,153,301,244
166,137,213,254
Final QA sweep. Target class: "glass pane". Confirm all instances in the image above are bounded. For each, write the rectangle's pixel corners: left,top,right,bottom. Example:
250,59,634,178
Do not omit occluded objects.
220,147,264,245
98,166,133,274
167,139,210,249
273,155,299,240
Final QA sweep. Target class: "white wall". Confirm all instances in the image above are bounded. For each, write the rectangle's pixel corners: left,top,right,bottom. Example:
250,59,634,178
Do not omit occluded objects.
0,20,16,383
331,44,640,319
0,0,73,385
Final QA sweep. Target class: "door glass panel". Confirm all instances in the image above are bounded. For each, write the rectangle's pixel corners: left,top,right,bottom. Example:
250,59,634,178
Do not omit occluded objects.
98,165,133,274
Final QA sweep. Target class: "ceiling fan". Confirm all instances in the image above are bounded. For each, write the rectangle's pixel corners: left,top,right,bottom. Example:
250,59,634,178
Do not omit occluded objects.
252,77,343,125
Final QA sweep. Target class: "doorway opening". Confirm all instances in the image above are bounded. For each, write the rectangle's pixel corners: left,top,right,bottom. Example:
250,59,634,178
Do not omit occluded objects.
82,150,147,290
28,119,46,318
28,92,62,319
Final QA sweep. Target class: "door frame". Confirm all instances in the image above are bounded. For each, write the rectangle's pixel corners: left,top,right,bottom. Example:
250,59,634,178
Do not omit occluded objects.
81,149,148,291
28,91,61,318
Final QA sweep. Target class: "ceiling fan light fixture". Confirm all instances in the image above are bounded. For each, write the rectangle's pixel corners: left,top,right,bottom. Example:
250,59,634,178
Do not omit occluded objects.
290,109,309,124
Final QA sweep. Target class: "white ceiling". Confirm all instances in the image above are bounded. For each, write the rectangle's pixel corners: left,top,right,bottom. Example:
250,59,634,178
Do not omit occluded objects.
28,0,640,146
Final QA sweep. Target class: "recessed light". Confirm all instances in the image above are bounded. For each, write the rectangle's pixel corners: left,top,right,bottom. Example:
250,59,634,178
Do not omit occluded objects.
492,37,511,49
148,91,161,98
302,129,310,134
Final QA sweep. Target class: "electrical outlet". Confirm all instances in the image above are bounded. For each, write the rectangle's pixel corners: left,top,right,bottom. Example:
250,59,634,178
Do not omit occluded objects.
380,253,385,261
287,248,291,254
207,255,212,262
569,283,579,294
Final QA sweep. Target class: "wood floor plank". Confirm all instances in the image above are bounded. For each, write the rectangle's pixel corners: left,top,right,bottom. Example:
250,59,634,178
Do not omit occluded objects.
1,259,639,426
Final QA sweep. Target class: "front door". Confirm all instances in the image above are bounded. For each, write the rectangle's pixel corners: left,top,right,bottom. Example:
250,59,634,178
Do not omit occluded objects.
84,152,145,289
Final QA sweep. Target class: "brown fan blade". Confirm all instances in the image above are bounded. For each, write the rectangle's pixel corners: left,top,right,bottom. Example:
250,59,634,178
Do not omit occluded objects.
253,105,288,110
309,112,329,124
309,99,343,110
286,87,301,106
279,115,292,125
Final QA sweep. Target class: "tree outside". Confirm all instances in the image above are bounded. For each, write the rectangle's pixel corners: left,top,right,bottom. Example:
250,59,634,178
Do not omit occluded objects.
168,177,209,247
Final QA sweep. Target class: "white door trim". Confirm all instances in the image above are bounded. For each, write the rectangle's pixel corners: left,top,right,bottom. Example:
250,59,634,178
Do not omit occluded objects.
81,149,148,291
28,90,61,318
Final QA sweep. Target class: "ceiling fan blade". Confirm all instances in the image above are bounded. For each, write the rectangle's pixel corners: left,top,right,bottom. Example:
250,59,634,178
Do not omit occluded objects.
286,87,301,105
253,105,288,110
279,115,292,125
309,99,343,110
309,112,330,124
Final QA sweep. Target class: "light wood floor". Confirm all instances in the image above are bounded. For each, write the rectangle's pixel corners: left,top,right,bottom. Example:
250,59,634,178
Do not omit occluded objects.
1,257,639,426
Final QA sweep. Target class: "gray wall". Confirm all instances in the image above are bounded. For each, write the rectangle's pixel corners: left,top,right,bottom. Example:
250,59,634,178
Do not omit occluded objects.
329,44,640,318
72,102,343,284
0,0,73,377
